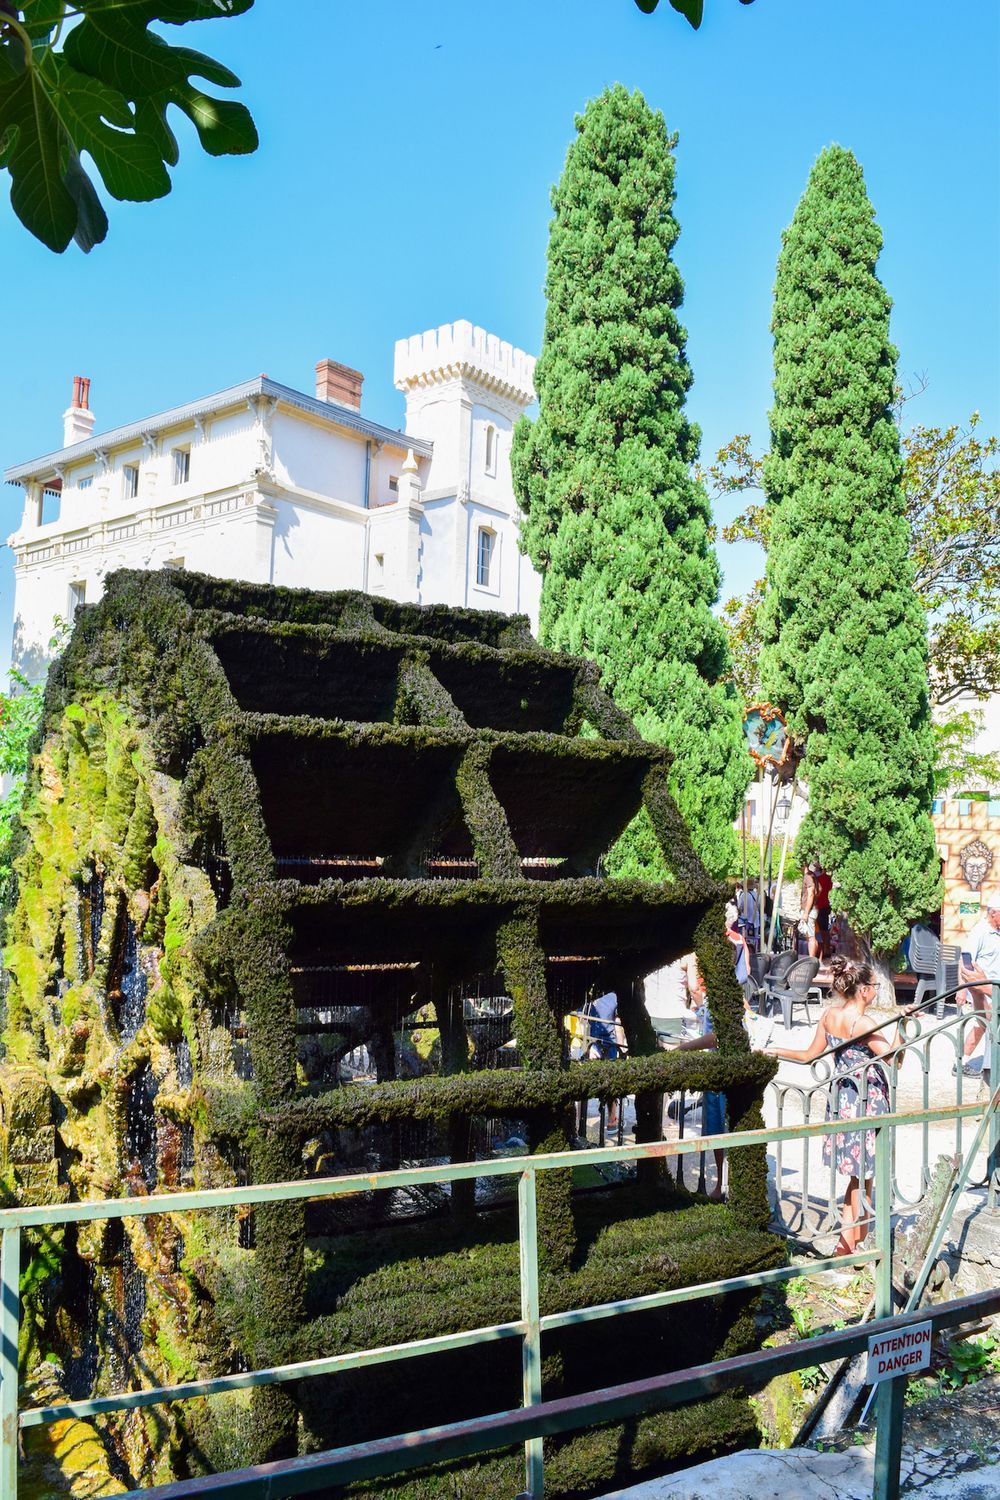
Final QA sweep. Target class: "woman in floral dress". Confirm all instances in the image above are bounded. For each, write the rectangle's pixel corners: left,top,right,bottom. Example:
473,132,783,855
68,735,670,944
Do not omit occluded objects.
766,957,898,1256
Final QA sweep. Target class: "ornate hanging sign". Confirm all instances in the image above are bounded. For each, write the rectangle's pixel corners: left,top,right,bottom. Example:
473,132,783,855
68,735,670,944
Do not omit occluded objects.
742,702,791,770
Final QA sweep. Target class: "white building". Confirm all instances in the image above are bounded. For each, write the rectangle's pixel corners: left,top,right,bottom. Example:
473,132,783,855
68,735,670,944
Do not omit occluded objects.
4,321,541,681
736,776,807,847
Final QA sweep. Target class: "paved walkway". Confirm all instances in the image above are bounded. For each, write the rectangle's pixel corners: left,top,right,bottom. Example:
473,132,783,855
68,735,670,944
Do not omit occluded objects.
600,1443,1000,1499
602,1375,1000,1497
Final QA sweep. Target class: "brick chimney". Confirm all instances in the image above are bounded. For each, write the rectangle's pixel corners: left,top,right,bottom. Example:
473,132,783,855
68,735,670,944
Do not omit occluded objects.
63,375,95,447
315,358,364,411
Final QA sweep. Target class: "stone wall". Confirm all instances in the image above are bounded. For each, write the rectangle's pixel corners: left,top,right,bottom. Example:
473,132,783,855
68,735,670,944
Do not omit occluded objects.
932,797,1000,944
941,1202,1000,1303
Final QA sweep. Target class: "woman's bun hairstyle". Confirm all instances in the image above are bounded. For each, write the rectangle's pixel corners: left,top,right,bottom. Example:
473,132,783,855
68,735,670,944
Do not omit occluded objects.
829,956,876,996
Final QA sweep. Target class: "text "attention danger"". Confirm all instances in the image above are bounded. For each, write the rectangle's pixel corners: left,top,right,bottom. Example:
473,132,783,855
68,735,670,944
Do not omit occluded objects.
866,1321,932,1383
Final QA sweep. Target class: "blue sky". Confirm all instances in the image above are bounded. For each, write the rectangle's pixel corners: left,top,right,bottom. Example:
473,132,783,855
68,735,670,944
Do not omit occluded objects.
1,0,997,675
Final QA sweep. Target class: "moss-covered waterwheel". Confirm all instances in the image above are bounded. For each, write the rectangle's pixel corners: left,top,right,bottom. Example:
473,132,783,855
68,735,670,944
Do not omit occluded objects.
1,568,780,1496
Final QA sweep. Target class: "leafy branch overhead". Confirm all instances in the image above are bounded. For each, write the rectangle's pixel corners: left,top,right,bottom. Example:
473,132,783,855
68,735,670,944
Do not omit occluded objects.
0,1,257,253
633,0,756,26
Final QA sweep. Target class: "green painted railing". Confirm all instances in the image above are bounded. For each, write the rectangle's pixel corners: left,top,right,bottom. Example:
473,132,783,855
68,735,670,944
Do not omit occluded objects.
770,979,1000,1226
0,1098,995,1500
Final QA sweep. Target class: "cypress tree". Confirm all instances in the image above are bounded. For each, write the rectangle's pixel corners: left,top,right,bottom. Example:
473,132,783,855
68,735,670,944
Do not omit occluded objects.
760,146,940,959
511,84,747,879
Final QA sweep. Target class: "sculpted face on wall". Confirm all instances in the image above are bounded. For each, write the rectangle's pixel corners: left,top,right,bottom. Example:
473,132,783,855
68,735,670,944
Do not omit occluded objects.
959,837,995,891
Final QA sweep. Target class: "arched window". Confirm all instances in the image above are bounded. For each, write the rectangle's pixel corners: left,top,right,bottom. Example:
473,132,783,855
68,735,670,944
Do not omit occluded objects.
476,527,495,588
484,424,496,475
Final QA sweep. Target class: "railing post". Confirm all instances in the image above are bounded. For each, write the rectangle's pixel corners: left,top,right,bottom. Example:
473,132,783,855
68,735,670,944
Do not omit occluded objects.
872,1122,893,1325
989,983,1000,1212
518,1168,544,1499
0,1227,20,1500
872,1124,903,1500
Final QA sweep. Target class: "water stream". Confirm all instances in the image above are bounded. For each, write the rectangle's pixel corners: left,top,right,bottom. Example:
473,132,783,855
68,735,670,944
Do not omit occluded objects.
124,1063,158,1191
175,1039,193,1087
79,871,105,977
115,911,148,1044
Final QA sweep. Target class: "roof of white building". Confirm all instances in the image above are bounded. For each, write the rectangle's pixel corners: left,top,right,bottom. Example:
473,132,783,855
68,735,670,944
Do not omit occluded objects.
4,375,432,487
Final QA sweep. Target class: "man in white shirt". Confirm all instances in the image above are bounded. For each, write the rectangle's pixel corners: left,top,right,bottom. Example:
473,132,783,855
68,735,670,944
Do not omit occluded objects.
958,894,1000,1072
734,884,759,947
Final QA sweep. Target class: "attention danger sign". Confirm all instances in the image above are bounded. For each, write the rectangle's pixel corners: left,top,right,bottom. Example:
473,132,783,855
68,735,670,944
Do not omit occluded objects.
866,1321,932,1383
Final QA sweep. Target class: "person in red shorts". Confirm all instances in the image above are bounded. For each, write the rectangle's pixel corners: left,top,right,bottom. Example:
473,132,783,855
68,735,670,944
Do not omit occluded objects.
801,861,833,960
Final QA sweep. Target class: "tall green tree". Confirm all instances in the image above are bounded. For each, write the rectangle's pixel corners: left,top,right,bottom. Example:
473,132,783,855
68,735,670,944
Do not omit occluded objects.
511,84,748,879
760,145,940,960
707,409,1000,711
707,412,1000,794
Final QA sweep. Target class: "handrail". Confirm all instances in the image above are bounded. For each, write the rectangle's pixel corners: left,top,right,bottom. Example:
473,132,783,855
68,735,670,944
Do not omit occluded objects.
857,1082,1000,1429
0,1103,982,1232
113,1288,1000,1500
785,978,972,1068
767,980,999,1233
0,1100,991,1500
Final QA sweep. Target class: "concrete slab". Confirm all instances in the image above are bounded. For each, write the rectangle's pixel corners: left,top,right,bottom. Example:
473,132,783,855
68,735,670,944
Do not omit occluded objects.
602,1377,1000,1500
600,1444,1000,1500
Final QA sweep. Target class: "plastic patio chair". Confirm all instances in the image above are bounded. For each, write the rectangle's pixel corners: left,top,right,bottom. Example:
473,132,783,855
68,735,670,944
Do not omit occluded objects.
935,944,961,1019
909,924,941,1010
767,950,798,985
766,957,821,1030
908,925,960,1018
745,949,794,1011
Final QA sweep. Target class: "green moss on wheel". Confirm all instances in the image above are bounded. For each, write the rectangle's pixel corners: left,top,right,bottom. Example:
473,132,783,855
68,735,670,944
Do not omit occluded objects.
2,568,777,1496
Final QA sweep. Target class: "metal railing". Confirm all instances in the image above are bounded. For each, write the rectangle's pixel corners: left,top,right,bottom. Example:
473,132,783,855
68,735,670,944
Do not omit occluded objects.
0,1098,996,1500
770,980,1000,1234
109,1290,1000,1500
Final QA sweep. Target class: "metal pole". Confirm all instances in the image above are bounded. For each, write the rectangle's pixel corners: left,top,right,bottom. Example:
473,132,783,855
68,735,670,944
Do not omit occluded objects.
757,767,765,954
872,1126,903,1500
0,1226,20,1500
873,1373,905,1500
517,1169,544,1499
767,775,798,955
741,796,749,934
989,983,999,1212
760,768,781,952
873,1123,892,1321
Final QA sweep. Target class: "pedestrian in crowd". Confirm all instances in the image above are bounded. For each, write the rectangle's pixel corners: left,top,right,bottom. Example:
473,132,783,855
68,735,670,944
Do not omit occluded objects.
670,950,702,1009
801,860,833,960
670,959,727,1201
734,881,759,949
764,957,898,1256
586,987,625,1129
725,896,752,993
644,950,703,1034
725,898,757,1012
956,894,1000,1077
